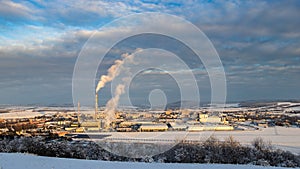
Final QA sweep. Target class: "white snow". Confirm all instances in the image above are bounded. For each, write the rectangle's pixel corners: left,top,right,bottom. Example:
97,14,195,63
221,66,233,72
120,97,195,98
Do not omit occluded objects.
0,111,42,119
0,153,296,169
82,127,300,155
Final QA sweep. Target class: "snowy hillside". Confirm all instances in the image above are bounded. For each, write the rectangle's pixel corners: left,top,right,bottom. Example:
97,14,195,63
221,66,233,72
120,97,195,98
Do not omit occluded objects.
0,153,297,169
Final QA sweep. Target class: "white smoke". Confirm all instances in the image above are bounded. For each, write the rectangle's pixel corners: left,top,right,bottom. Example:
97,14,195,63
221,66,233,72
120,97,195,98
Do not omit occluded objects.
96,48,142,129
95,48,141,93
104,84,125,128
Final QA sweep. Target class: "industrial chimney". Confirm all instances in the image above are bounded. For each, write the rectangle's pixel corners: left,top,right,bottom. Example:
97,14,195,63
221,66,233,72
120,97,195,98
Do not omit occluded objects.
95,92,98,119
77,101,80,123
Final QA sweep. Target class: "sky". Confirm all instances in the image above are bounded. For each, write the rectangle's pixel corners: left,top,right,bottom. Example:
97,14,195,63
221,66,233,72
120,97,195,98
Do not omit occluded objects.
0,0,300,106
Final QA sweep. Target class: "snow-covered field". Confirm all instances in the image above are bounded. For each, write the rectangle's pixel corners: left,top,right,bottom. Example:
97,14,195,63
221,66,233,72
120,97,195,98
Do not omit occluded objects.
0,110,43,119
0,153,297,169
83,126,300,155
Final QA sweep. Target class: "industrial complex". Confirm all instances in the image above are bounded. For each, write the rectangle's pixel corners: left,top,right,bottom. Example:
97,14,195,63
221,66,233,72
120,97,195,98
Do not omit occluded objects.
0,101,299,139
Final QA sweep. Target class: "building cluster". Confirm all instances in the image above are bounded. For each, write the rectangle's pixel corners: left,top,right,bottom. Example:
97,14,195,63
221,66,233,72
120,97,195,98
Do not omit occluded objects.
0,102,299,137
0,111,80,137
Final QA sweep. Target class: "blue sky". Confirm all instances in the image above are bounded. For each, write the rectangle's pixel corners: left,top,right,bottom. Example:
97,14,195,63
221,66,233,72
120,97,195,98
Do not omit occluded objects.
0,0,300,105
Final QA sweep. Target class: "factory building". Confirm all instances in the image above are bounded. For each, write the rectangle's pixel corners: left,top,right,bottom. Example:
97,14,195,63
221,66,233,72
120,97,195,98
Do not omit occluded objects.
169,122,188,131
80,121,105,132
139,124,168,132
199,114,222,123
188,125,234,132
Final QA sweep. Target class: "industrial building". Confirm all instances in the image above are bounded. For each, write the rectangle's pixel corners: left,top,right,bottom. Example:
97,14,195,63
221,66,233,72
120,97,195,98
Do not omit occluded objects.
187,125,234,132
139,124,169,132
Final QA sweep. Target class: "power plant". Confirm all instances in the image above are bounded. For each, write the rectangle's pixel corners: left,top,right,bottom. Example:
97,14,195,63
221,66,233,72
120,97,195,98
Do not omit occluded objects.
92,51,139,130
82,49,236,132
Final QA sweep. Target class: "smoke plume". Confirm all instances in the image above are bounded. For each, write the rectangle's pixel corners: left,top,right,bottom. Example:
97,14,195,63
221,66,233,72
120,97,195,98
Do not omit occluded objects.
96,48,142,129
95,49,141,93
104,84,125,128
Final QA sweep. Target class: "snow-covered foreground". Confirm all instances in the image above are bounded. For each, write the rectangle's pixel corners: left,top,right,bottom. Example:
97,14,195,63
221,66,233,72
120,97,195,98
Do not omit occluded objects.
0,153,297,169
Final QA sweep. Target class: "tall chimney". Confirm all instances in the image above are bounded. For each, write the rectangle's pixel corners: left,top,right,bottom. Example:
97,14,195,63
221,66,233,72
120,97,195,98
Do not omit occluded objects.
95,92,98,119
77,101,80,123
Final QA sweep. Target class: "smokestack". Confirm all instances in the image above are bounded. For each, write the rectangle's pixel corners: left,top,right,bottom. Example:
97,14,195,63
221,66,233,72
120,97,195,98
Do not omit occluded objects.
77,101,80,123
95,92,98,119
